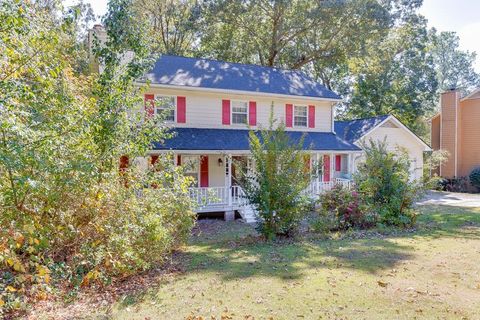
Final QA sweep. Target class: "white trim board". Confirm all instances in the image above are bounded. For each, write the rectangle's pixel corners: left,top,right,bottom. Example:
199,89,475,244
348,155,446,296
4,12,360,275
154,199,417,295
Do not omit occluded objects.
135,82,343,103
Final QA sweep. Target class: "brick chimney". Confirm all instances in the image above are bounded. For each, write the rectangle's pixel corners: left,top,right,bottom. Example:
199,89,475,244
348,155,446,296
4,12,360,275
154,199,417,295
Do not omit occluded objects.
439,88,461,178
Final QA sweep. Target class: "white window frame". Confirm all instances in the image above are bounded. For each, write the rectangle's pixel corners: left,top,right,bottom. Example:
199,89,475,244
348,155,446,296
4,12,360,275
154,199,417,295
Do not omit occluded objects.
154,95,176,122
231,100,249,125
293,105,308,128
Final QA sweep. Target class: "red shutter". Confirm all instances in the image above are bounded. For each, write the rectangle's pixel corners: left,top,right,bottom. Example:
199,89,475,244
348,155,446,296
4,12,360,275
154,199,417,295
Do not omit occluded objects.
222,99,230,125
200,156,209,187
249,101,257,126
285,104,293,127
308,105,315,128
151,155,159,165
119,155,129,172
119,155,130,187
144,94,155,117
177,155,181,166
335,155,341,172
323,155,331,182
177,96,186,123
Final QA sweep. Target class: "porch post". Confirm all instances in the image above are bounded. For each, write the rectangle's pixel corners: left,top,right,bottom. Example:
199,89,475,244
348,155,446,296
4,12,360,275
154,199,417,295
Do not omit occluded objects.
227,154,232,206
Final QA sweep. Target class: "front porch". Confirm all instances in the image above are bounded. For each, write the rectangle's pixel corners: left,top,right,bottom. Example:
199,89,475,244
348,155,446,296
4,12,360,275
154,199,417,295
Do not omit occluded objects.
168,152,358,221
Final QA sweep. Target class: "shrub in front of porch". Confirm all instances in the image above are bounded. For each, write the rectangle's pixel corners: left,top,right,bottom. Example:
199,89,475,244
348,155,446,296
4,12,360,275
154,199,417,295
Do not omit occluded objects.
314,184,376,232
239,119,313,240
354,140,423,227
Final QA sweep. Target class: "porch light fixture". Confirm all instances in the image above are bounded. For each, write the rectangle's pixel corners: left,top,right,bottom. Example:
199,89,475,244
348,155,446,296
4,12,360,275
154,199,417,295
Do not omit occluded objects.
218,158,224,167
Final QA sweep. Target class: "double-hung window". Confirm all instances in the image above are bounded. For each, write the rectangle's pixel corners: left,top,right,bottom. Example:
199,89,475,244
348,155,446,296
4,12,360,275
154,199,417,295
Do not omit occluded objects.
294,105,308,127
231,101,248,125
154,95,175,122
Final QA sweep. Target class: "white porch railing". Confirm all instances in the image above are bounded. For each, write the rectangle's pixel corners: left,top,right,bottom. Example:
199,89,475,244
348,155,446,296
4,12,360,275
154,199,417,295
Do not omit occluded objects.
188,185,247,210
189,179,353,211
303,178,354,197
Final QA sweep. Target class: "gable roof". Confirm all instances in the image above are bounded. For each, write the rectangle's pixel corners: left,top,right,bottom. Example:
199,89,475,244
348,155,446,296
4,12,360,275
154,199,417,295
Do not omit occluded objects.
334,115,390,143
153,128,360,152
143,55,341,100
334,115,431,151
461,87,480,101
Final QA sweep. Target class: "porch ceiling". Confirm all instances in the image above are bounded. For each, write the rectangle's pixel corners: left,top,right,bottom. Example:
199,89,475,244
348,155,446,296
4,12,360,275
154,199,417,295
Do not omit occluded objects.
152,128,361,152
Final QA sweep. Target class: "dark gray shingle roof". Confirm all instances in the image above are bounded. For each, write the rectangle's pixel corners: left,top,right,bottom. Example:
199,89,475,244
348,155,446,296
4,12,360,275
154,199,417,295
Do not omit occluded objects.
144,55,341,100
334,115,390,143
153,128,360,151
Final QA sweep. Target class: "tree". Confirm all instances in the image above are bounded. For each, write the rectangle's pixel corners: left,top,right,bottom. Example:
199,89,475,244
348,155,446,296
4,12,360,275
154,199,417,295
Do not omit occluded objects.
132,0,203,55
429,30,480,93
200,0,395,68
0,0,195,313
239,113,313,239
340,15,438,137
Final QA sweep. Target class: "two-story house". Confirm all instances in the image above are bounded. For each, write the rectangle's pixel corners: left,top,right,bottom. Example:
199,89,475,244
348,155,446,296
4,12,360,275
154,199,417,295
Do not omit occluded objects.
125,55,430,221
132,55,363,220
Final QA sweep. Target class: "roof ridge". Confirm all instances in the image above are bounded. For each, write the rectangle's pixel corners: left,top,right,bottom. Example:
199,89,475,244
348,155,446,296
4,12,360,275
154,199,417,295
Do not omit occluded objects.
335,115,390,123
160,54,308,75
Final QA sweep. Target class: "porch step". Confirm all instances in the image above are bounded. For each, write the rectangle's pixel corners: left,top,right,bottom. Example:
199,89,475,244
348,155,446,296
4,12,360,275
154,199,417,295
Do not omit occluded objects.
239,205,257,224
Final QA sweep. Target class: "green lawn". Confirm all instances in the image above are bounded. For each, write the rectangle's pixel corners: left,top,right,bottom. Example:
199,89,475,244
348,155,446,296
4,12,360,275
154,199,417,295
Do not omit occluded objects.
34,205,480,319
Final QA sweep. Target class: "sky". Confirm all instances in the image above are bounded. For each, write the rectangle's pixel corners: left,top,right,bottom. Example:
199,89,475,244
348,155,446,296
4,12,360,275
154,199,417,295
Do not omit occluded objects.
65,0,480,71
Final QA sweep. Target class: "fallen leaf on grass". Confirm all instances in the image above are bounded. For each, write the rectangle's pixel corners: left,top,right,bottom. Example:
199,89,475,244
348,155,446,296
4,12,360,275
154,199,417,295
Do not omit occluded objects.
377,280,388,287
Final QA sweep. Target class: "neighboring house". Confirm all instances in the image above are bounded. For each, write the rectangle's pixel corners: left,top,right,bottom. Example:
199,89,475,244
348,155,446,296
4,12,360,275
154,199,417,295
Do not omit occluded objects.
431,88,480,179
335,115,431,181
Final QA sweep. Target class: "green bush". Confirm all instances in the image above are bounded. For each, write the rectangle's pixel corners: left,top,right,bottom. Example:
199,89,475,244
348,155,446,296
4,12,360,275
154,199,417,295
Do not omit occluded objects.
354,140,423,227
316,184,376,231
469,167,480,190
239,112,313,239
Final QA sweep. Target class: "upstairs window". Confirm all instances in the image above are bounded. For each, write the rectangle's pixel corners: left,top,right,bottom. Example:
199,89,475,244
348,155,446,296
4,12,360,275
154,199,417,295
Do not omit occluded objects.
231,101,248,124
294,105,308,127
155,95,175,122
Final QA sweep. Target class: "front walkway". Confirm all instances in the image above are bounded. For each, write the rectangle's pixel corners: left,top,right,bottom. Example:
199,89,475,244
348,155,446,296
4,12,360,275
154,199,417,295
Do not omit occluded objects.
417,190,480,208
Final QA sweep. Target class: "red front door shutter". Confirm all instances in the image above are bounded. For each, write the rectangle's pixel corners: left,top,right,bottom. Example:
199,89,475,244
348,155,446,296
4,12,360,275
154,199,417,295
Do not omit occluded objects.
285,104,293,127
144,94,155,117
177,155,181,166
308,105,315,128
200,156,209,187
335,155,341,171
177,96,186,123
222,99,230,125
323,155,331,182
249,101,257,126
